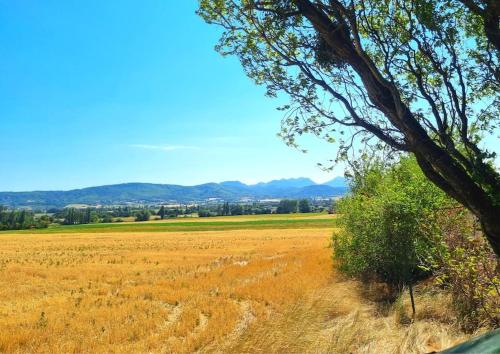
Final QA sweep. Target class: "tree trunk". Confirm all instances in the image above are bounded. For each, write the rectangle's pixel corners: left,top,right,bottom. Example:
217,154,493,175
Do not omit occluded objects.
415,154,500,256
408,283,416,319
480,213,500,257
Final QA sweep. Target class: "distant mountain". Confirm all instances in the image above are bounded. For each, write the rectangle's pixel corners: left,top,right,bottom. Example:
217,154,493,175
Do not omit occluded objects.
0,177,348,208
219,181,248,188
290,184,344,198
253,177,316,189
323,176,348,188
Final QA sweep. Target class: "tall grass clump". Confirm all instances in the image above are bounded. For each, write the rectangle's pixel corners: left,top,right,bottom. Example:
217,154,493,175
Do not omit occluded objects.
333,156,499,329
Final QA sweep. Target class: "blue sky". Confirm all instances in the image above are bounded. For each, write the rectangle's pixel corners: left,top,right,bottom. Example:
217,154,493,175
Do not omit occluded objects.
1,1,497,192
0,0,343,191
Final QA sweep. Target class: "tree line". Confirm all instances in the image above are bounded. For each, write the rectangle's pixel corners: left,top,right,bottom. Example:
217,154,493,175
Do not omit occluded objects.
197,199,320,217
0,199,333,229
0,206,50,230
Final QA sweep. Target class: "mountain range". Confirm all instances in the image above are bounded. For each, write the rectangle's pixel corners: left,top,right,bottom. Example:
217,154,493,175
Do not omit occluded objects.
0,177,348,209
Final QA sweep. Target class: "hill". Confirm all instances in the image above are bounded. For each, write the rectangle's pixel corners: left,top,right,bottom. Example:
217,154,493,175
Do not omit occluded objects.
0,178,348,208
323,176,348,187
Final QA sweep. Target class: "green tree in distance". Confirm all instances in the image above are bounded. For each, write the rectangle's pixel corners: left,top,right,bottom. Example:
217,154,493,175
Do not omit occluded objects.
135,209,151,222
298,199,311,213
158,206,166,220
277,199,298,213
198,0,500,256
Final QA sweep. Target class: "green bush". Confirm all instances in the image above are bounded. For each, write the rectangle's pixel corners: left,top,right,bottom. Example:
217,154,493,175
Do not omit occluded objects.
333,155,499,330
333,157,448,291
135,210,151,222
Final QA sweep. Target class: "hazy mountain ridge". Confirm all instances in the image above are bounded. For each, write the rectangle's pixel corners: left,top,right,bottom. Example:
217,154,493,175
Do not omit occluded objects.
322,176,348,187
0,178,348,208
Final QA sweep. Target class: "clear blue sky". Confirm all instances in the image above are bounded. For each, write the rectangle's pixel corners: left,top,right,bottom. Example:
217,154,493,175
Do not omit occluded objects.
1,1,497,192
0,0,344,192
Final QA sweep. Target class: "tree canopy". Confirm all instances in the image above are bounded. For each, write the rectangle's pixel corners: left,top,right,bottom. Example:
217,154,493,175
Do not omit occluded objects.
198,0,500,255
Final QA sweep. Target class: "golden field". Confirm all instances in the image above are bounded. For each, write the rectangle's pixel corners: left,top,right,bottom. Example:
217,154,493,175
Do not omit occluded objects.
0,222,470,353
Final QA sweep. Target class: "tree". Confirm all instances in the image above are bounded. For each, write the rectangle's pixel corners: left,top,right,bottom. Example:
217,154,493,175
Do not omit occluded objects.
18,210,27,227
135,209,151,222
298,199,311,213
277,199,298,213
101,213,113,223
222,202,230,216
198,0,500,256
230,204,244,215
158,206,166,219
63,208,78,225
83,208,91,224
0,207,46,230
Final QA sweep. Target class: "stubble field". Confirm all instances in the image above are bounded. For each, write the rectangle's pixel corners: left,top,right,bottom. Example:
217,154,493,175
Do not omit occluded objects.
0,216,469,353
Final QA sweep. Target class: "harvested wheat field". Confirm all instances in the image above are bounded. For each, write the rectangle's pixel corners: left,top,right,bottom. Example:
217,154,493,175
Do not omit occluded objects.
0,224,470,353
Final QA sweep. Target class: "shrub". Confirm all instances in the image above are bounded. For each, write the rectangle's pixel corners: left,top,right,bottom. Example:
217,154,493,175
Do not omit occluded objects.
101,214,113,223
333,155,499,330
429,208,499,331
135,210,151,222
333,157,446,293
198,210,218,217
298,199,311,213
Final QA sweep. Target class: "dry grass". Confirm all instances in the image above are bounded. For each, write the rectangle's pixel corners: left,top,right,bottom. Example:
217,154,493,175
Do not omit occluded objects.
0,227,470,353
229,276,471,354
